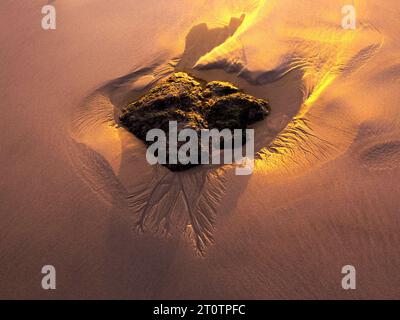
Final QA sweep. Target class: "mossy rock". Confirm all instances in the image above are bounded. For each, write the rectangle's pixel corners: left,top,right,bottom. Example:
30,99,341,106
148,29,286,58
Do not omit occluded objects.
120,72,270,171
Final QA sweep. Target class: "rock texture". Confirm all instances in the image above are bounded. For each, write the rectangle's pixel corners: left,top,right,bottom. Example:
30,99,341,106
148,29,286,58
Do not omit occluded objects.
120,72,270,171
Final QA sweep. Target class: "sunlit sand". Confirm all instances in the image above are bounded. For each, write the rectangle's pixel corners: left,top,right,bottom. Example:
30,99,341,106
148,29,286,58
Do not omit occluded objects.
1,0,400,299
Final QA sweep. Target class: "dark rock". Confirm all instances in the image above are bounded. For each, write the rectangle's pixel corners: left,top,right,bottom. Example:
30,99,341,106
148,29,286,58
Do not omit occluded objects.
119,72,270,171
206,93,270,130
203,81,240,98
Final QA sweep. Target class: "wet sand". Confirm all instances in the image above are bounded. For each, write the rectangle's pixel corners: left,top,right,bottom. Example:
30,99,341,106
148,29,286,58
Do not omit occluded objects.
1,0,400,299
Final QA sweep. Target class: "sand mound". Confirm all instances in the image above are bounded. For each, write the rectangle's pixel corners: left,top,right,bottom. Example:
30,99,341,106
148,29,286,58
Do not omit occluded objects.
360,141,400,171
4,0,400,299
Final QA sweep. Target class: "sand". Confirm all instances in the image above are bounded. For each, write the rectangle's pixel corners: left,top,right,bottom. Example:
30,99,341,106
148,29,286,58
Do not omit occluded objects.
1,0,400,299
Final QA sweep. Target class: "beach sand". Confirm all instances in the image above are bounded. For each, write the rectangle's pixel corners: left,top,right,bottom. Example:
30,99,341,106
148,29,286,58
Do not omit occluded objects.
1,0,400,299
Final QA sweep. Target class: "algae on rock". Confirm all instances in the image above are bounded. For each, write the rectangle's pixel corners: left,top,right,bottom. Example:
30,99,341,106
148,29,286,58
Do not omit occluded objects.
120,72,270,171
